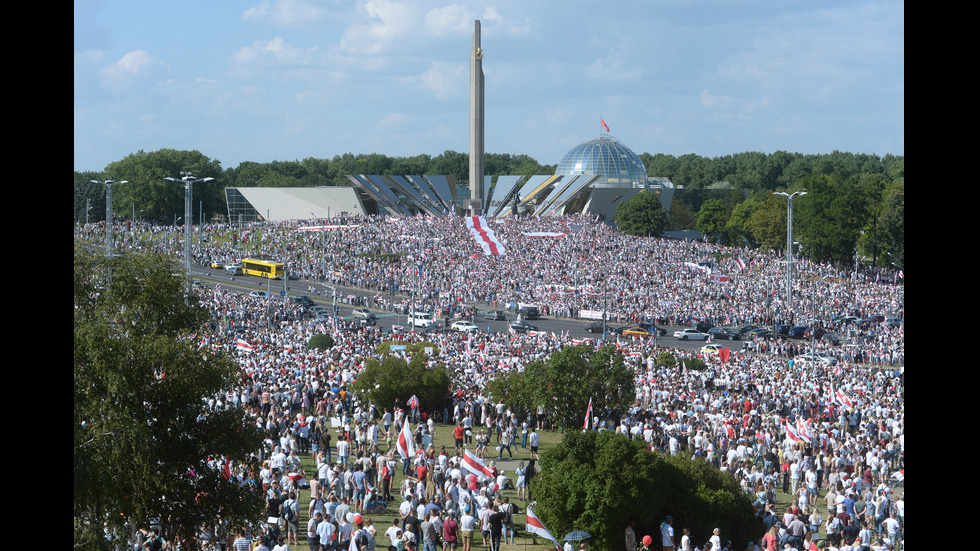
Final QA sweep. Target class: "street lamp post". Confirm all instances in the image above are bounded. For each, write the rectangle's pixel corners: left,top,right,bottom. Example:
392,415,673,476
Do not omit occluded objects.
774,190,807,316
165,172,214,280
90,179,128,256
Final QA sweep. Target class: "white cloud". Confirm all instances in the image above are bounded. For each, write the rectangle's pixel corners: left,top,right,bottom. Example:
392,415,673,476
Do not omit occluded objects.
418,61,464,98
424,4,474,36
338,0,423,55
242,0,337,27
99,50,165,94
230,37,320,69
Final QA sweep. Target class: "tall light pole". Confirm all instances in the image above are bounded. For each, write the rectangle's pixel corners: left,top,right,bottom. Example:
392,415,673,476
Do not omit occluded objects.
774,190,807,315
90,179,128,256
165,172,214,278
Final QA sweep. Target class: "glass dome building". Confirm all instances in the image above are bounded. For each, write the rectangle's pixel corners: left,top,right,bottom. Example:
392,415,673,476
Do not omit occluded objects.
554,135,648,184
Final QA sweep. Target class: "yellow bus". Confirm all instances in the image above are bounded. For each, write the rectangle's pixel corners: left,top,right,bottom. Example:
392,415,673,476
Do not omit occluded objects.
241,258,285,279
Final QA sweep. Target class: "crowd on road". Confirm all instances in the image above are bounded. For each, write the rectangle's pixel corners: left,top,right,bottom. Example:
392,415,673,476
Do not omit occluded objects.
76,214,903,551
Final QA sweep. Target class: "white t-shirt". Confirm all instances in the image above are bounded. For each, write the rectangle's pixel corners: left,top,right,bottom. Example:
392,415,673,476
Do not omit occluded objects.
661,523,674,546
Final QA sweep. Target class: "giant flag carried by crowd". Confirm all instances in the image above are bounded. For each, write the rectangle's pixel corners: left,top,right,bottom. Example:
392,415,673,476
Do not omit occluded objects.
465,216,506,256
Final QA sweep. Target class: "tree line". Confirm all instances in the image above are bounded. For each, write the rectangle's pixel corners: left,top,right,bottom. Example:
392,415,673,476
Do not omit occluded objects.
74,148,903,267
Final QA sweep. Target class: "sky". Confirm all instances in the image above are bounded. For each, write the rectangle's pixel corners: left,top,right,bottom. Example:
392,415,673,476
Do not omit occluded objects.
74,0,904,173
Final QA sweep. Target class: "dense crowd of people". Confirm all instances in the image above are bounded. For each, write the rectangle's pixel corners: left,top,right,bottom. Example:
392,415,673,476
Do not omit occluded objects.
76,214,903,551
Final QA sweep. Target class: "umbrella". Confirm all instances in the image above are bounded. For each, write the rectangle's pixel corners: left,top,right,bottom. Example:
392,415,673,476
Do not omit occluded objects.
562,531,591,542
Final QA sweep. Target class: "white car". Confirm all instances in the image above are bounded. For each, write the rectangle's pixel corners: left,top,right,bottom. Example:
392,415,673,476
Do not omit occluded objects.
451,321,479,333
794,352,839,366
248,290,268,298
701,344,724,355
352,308,375,319
673,329,709,341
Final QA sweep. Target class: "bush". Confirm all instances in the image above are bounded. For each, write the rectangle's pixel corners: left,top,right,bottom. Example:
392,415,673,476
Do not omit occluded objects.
682,356,706,371
657,351,677,369
308,333,335,350
533,431,760,550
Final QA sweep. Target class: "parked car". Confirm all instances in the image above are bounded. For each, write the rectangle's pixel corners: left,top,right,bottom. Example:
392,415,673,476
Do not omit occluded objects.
352,308,376,319
636,322,668,336
509,320,538,333
518,306,541,320
673,329,709,341
248,290,267,298
794,352,839,366
708,326,741,340
787,326,809,339
803,327,829,340
744,327,775,340
584,321,607,334
483,310,506,321
621,327,651,339
701,344,724,355
694,321,715,333
451,320,479,333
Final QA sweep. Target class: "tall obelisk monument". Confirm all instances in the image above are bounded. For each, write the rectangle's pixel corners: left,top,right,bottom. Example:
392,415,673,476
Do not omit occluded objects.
468,20,485,216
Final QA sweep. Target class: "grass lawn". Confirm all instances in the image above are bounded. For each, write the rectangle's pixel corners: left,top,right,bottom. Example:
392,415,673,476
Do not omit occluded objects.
284,423,905,549
293,422,566,551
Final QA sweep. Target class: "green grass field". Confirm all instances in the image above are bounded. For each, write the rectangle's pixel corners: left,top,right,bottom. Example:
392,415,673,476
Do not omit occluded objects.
292,422,564,551
282,423,902,550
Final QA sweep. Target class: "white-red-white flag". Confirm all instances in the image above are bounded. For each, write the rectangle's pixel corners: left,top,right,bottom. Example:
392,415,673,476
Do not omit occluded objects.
836,388,854,409
584,398,593,430
785,420,802,443
396,420,415,459
525,507,562,550
465,216,506,256
796,418,812,443
462,449,495,481
236,339,253,352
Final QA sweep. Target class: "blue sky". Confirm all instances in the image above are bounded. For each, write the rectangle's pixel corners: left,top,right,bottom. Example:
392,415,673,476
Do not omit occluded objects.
74,0,904,172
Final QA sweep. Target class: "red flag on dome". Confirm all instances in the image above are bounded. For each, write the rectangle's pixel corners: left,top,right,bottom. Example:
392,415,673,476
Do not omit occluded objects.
600,118,610,132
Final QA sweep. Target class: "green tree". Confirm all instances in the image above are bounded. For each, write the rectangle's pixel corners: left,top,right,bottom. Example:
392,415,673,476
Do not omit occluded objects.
484,369,536,420
615,191,668,237
74,246,263,550
519,344,634,431
532,431,761,550
746,194,787,251
796,174,869,265
75,171,108,224
696,198,731,242
351,354,451,414
105,149,225,223
308,333,335,350
877,185,904,267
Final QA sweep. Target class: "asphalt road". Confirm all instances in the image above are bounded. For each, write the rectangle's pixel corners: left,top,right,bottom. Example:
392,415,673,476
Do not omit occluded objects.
192,267,752,354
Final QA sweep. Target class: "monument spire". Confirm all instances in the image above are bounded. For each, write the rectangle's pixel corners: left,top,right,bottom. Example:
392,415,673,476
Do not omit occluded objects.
468,19,485,216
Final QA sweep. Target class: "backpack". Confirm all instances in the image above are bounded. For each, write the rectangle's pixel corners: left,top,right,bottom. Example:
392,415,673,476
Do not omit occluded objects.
283,499,298,523
502,504,513,525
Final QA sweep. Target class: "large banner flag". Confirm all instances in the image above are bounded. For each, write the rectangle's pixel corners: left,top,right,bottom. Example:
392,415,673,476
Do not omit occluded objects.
785,420,802,443
462,449,495,481
396,419,415,459
836,388,854,409
465,216,506,256
526,507,562,550
796,418,812,443
583,398,593,430
236,339,253,352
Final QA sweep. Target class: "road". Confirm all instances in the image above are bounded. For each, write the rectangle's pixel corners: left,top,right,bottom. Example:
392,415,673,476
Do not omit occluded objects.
191,266,752,354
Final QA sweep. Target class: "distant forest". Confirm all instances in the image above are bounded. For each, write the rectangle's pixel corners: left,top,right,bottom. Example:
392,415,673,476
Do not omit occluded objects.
74,148,904,266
